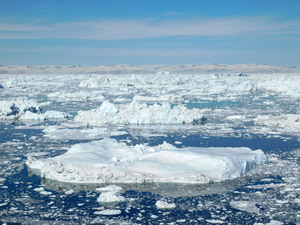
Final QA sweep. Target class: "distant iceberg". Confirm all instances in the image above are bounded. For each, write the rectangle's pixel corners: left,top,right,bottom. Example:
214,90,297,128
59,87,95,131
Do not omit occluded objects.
26,138,267,184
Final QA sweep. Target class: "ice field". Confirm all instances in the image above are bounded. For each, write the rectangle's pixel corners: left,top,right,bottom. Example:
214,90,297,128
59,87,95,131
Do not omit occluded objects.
0,71,299,224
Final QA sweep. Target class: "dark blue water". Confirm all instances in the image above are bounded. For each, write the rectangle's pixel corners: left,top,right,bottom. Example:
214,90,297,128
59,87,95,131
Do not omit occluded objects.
0,122,299,224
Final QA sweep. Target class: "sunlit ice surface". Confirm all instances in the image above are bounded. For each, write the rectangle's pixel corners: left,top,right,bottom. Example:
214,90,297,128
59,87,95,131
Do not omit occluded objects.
0,72,299,224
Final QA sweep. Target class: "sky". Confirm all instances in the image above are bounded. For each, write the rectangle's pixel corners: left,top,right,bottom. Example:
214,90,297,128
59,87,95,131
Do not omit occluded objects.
0,0,300,66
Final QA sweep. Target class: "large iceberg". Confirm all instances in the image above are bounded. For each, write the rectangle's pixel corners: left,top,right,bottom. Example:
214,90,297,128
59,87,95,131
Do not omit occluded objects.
26,138,267,184
74,98,208,125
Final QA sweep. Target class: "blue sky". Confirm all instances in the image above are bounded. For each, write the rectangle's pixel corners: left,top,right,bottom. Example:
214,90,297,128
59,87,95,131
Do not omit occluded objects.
0,0,300,66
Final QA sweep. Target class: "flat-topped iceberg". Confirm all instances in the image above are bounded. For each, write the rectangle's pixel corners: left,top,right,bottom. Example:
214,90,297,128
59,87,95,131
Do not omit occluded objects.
74,98,208,125
26,138,267,184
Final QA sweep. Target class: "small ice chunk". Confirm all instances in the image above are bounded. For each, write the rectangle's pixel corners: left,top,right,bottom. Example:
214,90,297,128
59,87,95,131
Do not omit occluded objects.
33,187,44,192
0,202,8,207
40,190,52,195
96,185,122,193
97,192,125,203
205,219,225,224
230,201,260,213
65,190,74,195
155,200,176,209
94,209,122,215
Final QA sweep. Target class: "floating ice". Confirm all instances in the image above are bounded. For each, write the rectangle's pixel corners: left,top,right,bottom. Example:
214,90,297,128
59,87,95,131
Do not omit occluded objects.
96,185,125,203
75,97,208,125
155,200,176,209
97,191,125,203
96,185,123,193
255,114,300,134
94,209,122,215
0,99,68,120
0,98,42,119
230,200,260,213
26,138,267,184
48,90,105,101
20,110,69,120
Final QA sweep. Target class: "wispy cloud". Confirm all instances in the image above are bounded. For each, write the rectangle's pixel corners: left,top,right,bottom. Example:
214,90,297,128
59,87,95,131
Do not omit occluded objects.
0,17,299,40
163,12,184,16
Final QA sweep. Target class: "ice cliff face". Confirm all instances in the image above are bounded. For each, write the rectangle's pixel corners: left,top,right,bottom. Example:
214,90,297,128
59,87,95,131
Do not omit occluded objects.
26,138,267,184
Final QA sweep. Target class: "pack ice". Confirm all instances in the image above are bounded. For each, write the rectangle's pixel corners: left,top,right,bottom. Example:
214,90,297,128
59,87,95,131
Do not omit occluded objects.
26,138,267,184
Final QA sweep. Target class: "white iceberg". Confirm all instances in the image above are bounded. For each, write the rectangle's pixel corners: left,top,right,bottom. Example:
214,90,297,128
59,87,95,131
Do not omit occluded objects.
19,110,69,120
155,200,176,209
0,99,41,119
0,99,69,120
74,97,208,125
26,138,267,184
97,191,125,203
96,185,125,203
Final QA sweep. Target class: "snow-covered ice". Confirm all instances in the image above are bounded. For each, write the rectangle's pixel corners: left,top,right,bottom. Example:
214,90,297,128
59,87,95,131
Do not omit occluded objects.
26,138,266,184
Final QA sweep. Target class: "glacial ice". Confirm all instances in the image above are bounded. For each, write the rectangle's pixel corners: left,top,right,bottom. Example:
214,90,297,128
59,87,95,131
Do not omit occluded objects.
26,138,267,184
75,98,208,125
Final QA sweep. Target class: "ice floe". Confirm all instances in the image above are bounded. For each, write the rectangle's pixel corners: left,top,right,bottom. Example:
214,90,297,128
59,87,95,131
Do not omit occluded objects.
26,138,267,184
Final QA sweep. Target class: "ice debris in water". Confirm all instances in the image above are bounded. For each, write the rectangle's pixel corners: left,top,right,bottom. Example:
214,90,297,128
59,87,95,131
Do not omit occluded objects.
75,97,208,125
26,138,267,184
